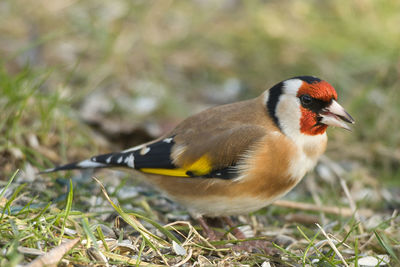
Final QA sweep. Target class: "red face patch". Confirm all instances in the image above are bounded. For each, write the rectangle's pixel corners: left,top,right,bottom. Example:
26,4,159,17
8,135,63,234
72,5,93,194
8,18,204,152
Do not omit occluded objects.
297,80,338,102
297,80,337,135
299,107,328,135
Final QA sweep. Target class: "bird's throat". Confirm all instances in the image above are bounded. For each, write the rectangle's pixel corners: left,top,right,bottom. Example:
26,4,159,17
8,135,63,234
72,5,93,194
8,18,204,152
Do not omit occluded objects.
300,107,328,135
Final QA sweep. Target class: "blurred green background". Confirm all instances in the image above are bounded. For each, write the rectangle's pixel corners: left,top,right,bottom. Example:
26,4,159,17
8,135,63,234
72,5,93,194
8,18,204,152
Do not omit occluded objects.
1,0,399,184
1,0,400,265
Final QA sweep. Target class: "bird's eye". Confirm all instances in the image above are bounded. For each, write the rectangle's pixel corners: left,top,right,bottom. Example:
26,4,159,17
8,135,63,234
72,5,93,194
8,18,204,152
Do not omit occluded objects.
300,94,313,106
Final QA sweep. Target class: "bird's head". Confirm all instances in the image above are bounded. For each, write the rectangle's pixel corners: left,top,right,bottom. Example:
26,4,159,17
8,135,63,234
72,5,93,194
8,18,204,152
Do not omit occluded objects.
266,76,354,138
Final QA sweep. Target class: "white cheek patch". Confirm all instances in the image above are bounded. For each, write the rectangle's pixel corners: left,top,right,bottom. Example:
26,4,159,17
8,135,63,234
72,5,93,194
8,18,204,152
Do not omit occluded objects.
283,79,303,95
276,95,301,138
269,78,303,139
276,95,327,147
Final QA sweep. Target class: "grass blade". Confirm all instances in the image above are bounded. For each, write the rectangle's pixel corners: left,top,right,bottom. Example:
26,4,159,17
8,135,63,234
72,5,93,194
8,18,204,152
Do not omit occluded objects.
0,169,19,201
59,179,73,245
374,230,400,264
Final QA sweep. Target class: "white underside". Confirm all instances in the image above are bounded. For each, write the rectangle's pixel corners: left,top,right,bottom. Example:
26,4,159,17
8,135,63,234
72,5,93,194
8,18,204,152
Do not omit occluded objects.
183,195,276,217
179,147,322,217
287,133,326,180
270,80,328,180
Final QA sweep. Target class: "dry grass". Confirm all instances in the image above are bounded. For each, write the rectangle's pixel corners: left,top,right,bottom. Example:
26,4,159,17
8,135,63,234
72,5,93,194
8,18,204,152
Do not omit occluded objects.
1,0,399,265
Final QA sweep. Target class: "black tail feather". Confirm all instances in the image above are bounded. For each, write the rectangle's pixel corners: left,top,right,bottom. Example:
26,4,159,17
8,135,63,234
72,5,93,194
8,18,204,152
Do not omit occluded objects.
41,136,177,174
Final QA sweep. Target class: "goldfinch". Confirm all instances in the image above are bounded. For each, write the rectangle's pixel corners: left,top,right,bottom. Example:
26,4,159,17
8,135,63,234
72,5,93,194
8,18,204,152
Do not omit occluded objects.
44,76,354,238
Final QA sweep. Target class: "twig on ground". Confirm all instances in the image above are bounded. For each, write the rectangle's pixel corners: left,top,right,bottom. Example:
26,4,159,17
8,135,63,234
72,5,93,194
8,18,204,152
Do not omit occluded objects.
321,155,365,233
340,178,364,233
316,224,349,267
306,177,327,224
273,200,373,217
27,238,80,267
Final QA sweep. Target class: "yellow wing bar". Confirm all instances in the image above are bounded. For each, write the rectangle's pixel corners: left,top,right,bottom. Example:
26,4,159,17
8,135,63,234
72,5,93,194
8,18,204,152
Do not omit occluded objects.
139,154,212,177
139,168,189,177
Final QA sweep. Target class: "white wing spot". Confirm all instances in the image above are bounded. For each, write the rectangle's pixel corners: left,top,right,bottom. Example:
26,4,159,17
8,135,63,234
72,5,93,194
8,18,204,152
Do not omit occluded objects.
106,156,112,164
125,153,135,168
117,156,123,163
78,159,105,168
163,137,173,143
140,147,150,155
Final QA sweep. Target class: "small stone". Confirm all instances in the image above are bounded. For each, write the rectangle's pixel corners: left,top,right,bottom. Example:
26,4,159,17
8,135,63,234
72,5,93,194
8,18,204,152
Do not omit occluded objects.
172,241,186,256
358,255,390,266
273,234,296,247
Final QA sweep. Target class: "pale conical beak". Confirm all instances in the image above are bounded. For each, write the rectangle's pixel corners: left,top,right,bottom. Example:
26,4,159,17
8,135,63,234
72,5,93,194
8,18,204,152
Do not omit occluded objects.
319,100,355,131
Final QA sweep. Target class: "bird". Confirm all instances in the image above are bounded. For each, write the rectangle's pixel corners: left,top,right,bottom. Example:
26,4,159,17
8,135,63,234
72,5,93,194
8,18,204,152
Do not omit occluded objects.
43,76,354,241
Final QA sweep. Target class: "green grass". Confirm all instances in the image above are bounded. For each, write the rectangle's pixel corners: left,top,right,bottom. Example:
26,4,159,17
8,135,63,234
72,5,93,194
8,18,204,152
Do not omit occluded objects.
1,0,400,265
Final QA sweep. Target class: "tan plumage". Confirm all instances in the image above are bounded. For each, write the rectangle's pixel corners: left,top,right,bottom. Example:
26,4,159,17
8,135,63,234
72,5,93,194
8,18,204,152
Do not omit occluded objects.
170,97,270,170
44,76,354,237
144,94,326,216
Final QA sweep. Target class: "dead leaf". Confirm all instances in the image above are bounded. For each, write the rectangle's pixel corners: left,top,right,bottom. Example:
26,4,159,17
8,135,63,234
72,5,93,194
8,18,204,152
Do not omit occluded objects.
27,238,80,267
172,240,186,256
